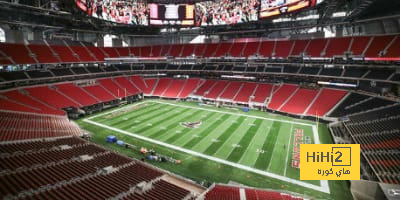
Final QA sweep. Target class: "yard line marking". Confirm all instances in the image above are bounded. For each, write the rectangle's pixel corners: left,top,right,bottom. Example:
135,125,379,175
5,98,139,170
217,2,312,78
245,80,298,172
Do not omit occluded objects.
237,122,270,165
83,118,330,194
283,124,294,177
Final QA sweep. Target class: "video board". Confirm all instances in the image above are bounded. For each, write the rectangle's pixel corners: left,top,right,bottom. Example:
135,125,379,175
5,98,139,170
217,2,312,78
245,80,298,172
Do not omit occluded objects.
75,0,149,26
149,3,194,26
195,0,259,26
259,0,316,19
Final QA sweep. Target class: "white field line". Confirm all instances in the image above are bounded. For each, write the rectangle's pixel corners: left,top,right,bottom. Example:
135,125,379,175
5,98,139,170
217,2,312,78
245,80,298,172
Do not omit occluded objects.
312,125,321,144
283,124,294,177
312,125,329,191
153,101,315,127
212,117,252,157
84,100,330,194
237,125,270,165
87,101,150,120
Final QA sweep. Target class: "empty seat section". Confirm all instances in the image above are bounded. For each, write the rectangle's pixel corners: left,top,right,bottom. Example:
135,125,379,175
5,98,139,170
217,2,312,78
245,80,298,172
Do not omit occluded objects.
258,41,274,57
219,81,243,100
152,45,163,57
152,78,172,96
25,86,81,109
325,37,351,57
214,43,232,57
242,41,259,57
274,40,293,57
343,67,368,77
114,64,130,71
30,163,163,199
245,189,283,200
364,35,395,58
141,46,152,57
169,44,184,57
129,75,147,91
203,43,219,57
115,47,129,57
0,43,36,64
0,137,85,154
71,67,89,74
98,78,126,98
364,69,395,80
234,82,257,103
1,90,63,115
384,36,400,58
268,84,298,110
347,97,396,114
306,88,347,116
87,46,106,61
160,45,171,56
86,66,104,73
291,40,309,56
70,46,96,62
0,98,41,114
251,83,273,104
142,78,158,95
319,67,343,76
50,68,73,76
0,113,81,141
162,79,185,98
0,152,131,197
205,185,240,200
55,83,98,106
203,80,229,99
0,144,105,171
328,92,369,117
0,52,12,65
306,38,327,57
26,70,53,79
194,44,206,56
178,78,201,98
390,73,400,82
125,180,190,200
113,77,140,95
193,79,217,96
230,42,246,57
129,47,141,56
299,67,320,75
280,88,318,114
0,71,28,81
349,36,372,56
181,44,195,57
50,45,80,63
102,47,119,57
82,85,116,102
27,44,59,63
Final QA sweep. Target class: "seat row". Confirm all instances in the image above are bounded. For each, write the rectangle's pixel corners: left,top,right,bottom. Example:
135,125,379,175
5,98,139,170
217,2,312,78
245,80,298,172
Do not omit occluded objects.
1,35,399,65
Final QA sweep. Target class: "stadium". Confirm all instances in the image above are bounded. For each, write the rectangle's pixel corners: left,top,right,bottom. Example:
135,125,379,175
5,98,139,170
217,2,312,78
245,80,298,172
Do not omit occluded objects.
0,0,399,199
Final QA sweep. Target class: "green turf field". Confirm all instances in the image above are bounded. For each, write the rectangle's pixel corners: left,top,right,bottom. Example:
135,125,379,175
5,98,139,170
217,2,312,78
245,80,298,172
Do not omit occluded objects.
77,100,352,200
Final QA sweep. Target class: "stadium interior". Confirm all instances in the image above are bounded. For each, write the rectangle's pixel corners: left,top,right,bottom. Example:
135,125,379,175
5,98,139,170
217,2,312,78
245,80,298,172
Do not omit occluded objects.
0,0,399,199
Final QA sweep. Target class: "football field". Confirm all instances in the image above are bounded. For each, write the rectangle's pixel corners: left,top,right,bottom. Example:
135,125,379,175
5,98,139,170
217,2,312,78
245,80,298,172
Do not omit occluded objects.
78,100,351,199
